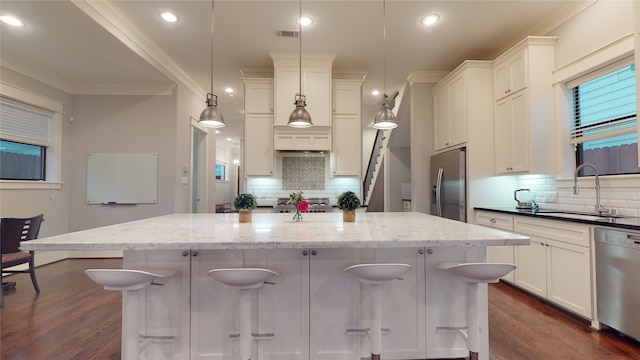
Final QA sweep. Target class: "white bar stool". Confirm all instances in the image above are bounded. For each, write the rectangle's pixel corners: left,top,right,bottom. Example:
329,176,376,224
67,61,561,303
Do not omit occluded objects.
84,268,176,360
437,262,516,360
208,268,279,360
344,263,412,360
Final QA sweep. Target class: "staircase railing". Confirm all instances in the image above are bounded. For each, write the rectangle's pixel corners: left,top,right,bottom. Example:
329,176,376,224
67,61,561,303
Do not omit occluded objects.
362,129,385,205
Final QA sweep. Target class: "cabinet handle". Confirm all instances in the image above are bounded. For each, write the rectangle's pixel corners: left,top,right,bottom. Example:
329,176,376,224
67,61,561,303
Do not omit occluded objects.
539,242,545,246
192,251,199,257
490,218,497,224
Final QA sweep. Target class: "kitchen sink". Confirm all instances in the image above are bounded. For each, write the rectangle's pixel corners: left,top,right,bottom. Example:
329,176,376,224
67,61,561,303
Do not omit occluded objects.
534,210,628,222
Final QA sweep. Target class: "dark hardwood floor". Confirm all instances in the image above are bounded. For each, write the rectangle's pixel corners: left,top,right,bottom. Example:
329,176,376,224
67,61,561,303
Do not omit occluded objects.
1,259,639,359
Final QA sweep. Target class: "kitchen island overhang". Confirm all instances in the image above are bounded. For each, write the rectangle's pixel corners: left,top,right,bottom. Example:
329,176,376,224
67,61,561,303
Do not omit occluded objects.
20,212,529,251
20,212,529,360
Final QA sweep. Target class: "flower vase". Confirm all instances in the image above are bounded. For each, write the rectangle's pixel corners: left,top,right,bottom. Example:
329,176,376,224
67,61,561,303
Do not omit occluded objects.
293,211,303,222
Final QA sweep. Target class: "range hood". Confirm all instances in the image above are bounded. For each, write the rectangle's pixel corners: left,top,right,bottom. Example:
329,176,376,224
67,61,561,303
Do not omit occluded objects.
273,127,332,151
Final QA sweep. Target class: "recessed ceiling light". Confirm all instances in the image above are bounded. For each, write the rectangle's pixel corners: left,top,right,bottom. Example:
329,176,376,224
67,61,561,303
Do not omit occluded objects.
215,130,220,134
227,138,233,141
0,15,24,27
160,12,178,23
371,90,380,96
421,14,440,26
296,16,313,26
224,87,234,93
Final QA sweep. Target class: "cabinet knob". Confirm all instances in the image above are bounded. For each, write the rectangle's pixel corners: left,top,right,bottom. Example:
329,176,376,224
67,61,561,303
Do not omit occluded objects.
418,249,425,255
311,250,318,256
192,251,199,257
490,218,497,223
182,251,189,257
302,250,308,256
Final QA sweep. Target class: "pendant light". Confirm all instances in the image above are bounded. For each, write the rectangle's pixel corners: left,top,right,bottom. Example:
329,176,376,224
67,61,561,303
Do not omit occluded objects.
288,0,312,128
373,0,398,130
199,0,225,128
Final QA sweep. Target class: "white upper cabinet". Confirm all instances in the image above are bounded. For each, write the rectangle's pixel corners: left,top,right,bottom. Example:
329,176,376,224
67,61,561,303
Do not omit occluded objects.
244,78,273,114
333,80,361,115
432,61,493,152
243,78,275,176
271,53,335,127
492,36,558,175
494,51,526,101
332,79,363,176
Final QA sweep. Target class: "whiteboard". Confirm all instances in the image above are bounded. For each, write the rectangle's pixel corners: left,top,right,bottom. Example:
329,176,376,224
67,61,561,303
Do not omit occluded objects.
86,153,158,204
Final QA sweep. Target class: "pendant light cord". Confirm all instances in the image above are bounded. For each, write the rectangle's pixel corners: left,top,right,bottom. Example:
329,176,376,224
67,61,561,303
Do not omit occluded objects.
210,0,215,95
299,0,302,96
382,0,387,100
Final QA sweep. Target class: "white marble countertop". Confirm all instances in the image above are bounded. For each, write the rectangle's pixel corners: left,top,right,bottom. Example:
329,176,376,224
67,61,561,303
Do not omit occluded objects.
21,212,529,251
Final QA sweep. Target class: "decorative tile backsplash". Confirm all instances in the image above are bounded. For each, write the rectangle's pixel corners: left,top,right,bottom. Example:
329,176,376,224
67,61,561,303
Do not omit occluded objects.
282,156,325,190
246,152,361,206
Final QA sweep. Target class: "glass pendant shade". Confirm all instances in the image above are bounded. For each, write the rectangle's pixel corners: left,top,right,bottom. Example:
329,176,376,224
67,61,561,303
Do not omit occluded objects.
199,93,226,128
288,94,312,128
372,96,397,129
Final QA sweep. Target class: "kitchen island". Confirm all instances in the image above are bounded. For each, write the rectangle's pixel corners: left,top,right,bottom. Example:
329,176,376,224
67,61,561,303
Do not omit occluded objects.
22,212,529,360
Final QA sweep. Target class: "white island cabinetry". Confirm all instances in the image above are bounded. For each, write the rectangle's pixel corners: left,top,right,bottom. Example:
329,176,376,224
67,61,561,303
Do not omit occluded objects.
22,212,528,360
493,36,557,175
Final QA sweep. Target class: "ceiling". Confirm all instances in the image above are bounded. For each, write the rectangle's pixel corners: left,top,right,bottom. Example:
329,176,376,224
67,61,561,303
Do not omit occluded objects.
0,1,591,146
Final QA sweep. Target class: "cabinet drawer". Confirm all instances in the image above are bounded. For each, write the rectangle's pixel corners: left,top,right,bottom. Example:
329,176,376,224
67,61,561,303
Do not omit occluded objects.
514,217,589,248
475,212,514,232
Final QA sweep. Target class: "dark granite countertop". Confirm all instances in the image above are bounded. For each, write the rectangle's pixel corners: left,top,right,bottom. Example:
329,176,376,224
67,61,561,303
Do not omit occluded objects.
475,207,640,231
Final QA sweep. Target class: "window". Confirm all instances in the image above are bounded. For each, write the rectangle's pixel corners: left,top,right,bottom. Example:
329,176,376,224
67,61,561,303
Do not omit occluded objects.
0,83,63,187
0,100,51,180
215,162,227,181
569,60,639,176
0,140,46,180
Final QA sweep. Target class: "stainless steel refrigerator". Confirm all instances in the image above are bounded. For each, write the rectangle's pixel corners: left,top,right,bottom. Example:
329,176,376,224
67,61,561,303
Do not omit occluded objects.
430,148,467,222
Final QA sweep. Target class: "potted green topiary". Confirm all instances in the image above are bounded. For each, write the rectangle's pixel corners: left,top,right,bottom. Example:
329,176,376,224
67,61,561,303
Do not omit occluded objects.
337,191,361,222
233,193,257,223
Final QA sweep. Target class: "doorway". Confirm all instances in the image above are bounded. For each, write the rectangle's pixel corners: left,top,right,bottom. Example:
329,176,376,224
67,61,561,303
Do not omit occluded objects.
191,120,208,213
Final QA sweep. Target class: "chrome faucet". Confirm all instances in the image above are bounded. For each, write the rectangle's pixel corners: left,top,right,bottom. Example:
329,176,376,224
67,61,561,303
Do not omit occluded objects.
573,163,614,216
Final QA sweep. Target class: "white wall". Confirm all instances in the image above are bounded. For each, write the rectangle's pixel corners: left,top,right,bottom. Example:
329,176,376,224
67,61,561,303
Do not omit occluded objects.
67,94,177,230
551,1,634,69
1,67,214,262
409,82,435,214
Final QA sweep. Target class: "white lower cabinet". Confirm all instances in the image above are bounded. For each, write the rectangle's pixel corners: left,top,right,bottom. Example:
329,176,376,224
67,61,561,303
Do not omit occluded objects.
123,247,475,360
122,250,193,360
191,249,310,360
514,217,592,318
476,211,515,283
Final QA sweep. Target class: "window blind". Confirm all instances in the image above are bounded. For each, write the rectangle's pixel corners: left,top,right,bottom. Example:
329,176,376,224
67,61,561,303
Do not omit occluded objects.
0,99,52,146
569,62,636,145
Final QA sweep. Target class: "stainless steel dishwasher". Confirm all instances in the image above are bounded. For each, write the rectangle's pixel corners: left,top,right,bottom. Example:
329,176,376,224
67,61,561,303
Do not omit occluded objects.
595,227,640,340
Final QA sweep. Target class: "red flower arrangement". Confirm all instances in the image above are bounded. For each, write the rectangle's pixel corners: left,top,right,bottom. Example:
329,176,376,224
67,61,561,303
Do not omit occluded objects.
289,191,307,221
297,200,309,212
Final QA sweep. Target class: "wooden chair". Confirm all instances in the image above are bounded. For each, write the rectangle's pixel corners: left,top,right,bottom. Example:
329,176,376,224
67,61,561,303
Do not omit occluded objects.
1,214,44,306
